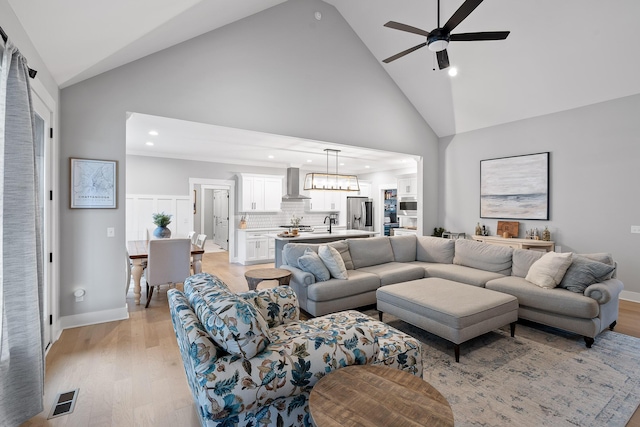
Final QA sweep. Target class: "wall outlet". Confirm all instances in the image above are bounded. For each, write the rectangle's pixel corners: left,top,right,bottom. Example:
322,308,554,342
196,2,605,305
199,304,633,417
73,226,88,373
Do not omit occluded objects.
107,227,115,237
631,226,640,234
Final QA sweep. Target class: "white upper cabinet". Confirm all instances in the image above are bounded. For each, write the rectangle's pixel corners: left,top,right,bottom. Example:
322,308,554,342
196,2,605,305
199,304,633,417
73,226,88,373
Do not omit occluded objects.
357,181,372,198
306,190,342,212
397,176,418,197
238,174,283,212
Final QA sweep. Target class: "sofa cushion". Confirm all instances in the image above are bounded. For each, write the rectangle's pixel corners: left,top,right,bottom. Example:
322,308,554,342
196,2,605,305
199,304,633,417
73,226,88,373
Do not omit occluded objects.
512,249,545,278
486,276,600,319
389,235,417,262
416,236,455,264
306,270,380,302
525,251,573,289
358,262,425,286
348,237,394,269
283,243,319,267
453,239,513,275
420,263,505,287
184,273,270,359
298,248,331,282
558,255,616,293
318,245,348,279
327,241,354,270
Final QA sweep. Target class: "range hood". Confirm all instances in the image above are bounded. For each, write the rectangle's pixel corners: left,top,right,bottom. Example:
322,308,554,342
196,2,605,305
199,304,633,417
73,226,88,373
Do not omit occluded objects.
282,168,311,200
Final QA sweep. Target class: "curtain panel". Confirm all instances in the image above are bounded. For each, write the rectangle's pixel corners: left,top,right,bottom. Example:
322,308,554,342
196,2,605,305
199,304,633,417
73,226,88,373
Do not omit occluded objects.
0,38,44,426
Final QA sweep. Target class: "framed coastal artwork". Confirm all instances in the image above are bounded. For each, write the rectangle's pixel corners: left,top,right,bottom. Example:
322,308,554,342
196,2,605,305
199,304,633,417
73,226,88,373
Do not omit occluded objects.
70,158,118,208
480,152,549,220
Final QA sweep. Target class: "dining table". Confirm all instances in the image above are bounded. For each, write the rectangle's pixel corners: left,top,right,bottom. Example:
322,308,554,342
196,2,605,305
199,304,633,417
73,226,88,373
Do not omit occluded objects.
127,240,205,305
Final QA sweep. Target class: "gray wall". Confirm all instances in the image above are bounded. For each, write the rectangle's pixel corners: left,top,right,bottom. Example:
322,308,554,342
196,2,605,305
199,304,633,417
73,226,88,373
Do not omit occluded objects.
60,0,439,318
439,93,640,298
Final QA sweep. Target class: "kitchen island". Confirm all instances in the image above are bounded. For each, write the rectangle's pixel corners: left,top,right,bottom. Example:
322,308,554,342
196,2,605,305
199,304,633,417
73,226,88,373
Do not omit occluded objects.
263,229,378,268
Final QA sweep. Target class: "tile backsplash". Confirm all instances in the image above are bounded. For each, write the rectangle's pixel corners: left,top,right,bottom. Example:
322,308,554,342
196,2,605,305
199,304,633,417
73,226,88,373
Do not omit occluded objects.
239,201,339,229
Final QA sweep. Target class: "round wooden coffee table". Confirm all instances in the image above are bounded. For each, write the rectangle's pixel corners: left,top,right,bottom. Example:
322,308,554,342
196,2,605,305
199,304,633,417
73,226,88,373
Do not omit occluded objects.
244,268,292,291
309,365,453,427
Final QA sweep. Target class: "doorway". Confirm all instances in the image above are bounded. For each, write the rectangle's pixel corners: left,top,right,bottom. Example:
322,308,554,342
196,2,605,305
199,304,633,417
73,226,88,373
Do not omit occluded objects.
32,91,54,351
201,188,229,251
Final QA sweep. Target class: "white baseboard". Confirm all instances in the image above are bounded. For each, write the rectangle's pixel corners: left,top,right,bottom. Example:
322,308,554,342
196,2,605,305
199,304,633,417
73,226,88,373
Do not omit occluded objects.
620,290,640,303
59,305,129,330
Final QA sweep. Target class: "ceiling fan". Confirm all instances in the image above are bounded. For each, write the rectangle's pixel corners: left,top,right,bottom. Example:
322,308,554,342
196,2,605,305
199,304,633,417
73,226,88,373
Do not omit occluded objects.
382,0,510,70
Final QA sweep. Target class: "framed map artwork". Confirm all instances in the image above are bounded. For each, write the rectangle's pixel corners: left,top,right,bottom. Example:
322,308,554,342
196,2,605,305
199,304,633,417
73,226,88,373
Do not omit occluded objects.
70,158,118,208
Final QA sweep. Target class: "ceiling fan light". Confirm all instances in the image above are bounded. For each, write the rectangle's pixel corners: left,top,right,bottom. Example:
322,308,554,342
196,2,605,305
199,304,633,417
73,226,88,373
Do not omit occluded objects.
428,39,448,52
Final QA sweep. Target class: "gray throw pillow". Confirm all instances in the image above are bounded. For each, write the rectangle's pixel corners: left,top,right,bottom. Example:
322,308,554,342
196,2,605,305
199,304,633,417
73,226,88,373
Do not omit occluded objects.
558,255,616,293
327,241,354,270
283,243,319,267
297,248,331,282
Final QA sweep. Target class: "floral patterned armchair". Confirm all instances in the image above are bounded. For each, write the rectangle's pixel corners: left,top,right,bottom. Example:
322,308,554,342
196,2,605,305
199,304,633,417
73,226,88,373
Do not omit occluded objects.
168,273,422,427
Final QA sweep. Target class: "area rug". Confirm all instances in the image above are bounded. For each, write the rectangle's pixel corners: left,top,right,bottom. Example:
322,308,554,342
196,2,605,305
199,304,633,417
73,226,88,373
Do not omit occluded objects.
381,315,640,427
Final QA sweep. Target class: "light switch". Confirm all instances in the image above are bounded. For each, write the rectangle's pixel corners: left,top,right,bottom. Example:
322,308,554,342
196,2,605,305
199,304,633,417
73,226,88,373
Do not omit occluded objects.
107,227,115,237
631,226,640,234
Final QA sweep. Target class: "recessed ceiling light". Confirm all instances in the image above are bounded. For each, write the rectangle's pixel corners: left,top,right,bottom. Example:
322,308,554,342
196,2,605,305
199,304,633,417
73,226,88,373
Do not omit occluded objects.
448,67,458,77
148,130,158,136
340,163,345,166
145,141,154,146
307,159,312,163
268,155,274,159
365,165,370,169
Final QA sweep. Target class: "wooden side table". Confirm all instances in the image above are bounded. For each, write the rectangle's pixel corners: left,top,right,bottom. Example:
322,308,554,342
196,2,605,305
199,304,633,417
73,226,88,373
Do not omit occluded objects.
244,268,292,291
309,365,454,427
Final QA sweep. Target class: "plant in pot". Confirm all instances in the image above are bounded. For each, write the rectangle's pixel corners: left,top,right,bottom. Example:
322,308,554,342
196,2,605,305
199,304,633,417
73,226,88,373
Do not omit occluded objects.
290,215,303,236
152,212,173,238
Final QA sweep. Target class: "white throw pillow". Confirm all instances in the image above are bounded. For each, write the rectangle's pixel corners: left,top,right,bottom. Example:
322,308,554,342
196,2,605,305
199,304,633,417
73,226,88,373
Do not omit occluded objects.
318,245,348,280
525,251,573,288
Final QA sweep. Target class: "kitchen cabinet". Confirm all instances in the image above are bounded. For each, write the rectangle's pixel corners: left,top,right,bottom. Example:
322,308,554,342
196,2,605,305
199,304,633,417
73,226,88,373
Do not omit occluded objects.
238,174,283,212
397,176,418,197
357,181,372,198
306,190,342,212
237,230,276,265
393,228,419,236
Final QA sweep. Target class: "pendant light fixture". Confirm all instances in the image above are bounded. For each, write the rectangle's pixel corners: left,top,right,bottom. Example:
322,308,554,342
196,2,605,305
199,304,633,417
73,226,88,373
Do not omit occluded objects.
304,149,360,191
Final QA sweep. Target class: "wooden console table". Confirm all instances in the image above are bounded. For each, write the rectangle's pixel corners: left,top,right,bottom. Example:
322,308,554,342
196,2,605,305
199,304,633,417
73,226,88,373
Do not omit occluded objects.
472,235,554,252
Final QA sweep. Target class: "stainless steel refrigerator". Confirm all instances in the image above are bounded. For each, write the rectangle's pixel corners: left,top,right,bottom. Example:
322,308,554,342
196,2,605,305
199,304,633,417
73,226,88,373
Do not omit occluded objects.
346,197,374,231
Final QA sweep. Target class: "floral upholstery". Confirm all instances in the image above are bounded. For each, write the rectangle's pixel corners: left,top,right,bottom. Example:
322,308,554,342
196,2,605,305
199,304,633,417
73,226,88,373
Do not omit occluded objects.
185,273,271,359
169,273,423,427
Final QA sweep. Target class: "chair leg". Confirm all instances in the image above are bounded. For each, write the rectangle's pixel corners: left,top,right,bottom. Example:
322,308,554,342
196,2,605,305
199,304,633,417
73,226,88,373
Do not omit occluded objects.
609,320,617,331
584,336,594,348
145,285,154,308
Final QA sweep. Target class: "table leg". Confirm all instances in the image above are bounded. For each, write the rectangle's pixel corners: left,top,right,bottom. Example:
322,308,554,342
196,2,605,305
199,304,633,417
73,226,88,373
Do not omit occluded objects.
192,254,202,274
131,259,144,305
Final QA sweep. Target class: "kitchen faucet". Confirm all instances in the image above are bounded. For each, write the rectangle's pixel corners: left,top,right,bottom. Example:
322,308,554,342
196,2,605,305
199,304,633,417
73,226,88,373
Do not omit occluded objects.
324,216,336,233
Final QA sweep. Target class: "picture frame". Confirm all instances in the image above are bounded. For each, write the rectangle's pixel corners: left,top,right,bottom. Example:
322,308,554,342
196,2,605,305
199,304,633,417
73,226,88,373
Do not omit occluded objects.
480,152,549,220
70,158,118,209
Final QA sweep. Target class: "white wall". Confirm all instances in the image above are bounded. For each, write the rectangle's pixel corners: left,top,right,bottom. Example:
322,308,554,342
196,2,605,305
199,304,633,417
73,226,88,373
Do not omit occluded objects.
59,0,439,319
439,93,640,300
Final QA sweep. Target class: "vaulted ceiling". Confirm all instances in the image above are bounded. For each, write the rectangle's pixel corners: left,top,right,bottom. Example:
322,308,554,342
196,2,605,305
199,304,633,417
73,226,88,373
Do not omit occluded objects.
9,0,640,137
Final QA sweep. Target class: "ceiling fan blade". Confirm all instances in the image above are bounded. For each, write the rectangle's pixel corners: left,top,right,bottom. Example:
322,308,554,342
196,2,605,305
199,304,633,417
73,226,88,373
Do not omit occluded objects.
384,21,431,38
443,0,484,33
383,42,428,63
450,31,510,41
437,49,450,70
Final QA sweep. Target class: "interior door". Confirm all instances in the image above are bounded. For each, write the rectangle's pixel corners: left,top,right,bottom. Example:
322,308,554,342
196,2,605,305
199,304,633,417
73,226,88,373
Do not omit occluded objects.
32,93,52,351
213,190,229,250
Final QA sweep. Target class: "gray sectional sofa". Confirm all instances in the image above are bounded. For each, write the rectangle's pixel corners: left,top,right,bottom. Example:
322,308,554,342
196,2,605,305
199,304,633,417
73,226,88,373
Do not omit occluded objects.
279,235,624,346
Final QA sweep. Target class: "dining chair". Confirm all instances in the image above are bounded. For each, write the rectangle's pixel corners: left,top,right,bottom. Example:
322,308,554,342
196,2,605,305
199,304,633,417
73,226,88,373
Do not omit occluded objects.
126,249,132,296
195,233,207,249
187,231,197,245
145,238,191,308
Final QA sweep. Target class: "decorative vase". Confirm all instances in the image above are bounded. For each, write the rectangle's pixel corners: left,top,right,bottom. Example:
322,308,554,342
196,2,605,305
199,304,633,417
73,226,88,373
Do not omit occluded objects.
542,226,551,241
475,222,482,236
153,226,171,238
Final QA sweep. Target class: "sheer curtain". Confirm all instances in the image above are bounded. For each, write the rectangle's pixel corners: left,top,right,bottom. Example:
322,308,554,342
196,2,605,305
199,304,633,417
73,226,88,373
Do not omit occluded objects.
0,38,44,426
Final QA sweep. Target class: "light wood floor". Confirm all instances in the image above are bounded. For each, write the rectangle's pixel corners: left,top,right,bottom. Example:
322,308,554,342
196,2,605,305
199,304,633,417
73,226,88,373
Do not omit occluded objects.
22,252,640,426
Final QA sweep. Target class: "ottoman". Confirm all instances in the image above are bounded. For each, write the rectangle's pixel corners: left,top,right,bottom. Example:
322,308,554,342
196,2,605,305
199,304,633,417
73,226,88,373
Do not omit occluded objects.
377,278,518,362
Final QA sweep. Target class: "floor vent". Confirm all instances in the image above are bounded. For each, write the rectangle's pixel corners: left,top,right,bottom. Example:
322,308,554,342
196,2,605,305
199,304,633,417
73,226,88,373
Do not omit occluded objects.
47,389,79,419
